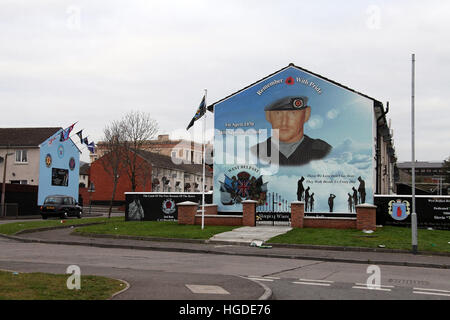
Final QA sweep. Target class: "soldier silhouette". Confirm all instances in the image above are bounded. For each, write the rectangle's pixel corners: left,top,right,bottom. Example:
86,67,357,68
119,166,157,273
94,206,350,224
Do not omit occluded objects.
310,192,315,212
297,176,305,201
304,187,311,212
358,176,366,204
328,194,336,213
352,186,358,209
347,193,353,212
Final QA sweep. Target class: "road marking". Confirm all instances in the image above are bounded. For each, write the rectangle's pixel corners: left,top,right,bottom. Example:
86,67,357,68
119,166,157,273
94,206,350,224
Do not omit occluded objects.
263,276,280,280
354,283,395,289
413,291,450,297
352,286,391,292
299,278,334,284
413,287,450,294
293,281,331,287
247,277,274,282
185,284,230,295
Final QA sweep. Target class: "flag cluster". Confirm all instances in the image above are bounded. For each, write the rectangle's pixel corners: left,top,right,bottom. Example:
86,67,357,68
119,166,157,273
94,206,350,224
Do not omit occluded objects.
75,129,96,153
52,122,96,154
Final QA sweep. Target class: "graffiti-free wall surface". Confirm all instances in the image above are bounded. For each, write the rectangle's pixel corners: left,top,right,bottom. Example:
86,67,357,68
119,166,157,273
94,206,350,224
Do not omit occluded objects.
213,65,376,213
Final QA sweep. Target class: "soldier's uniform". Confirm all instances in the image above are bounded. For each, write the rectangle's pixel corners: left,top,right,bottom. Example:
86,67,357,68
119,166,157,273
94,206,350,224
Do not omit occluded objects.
251,96,332,166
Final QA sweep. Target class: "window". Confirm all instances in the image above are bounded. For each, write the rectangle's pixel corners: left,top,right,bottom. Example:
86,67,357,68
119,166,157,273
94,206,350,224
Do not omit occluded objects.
15,150,27,163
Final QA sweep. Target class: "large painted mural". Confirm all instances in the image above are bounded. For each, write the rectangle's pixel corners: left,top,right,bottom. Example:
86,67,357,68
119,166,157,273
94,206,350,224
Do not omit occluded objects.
213,65,376,214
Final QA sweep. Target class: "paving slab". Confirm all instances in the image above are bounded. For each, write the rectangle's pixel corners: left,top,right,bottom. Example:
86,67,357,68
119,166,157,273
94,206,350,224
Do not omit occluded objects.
209,226,292,244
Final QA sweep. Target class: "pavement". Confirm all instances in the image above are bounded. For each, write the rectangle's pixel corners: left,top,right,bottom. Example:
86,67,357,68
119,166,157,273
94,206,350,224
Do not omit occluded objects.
1,216,449,300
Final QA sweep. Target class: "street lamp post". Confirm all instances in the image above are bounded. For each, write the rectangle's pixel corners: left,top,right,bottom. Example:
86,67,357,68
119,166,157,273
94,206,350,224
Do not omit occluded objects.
1,152,14,217
411,53,418,254
88,182,95,215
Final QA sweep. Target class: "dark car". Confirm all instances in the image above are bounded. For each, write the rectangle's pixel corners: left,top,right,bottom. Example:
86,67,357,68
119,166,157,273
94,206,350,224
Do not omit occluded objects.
40,195,82,219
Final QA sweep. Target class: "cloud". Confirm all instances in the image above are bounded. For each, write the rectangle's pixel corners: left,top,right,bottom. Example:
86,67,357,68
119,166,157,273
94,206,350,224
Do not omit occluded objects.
326,108,340,119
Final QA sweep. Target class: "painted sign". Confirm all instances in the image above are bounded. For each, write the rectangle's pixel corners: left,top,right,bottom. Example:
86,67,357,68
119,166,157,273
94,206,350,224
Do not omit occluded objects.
213,65,375,214
125,192,213,221
375,195,450,229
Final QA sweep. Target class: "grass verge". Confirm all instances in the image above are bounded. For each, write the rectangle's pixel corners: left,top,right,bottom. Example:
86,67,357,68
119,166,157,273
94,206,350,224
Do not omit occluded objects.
0,217,123,235
75,220,239,240
268,226,450,253
0,270,125,300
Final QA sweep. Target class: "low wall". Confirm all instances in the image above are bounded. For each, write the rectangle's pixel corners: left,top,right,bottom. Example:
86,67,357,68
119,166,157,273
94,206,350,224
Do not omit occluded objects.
194,214,242,226
304,217,357,229
179,200,376,230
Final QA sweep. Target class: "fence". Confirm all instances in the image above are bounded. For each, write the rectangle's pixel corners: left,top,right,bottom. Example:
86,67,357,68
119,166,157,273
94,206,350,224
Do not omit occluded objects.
0,203,19,218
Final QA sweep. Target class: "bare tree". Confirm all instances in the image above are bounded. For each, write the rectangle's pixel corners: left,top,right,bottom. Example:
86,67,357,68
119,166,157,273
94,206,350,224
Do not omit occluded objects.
121,110,159,192
101,120,125,218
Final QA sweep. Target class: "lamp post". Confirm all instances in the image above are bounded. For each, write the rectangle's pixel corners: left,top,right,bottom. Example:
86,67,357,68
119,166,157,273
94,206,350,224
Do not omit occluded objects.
87,182,95,215
411,53,418,254
1,152,14,217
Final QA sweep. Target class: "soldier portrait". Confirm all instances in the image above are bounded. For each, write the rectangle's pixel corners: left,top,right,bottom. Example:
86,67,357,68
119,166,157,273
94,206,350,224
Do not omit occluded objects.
251,96,332,166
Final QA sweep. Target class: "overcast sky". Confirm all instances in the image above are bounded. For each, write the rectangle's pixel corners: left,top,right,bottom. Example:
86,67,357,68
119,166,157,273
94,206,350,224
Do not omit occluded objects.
1,0,449,163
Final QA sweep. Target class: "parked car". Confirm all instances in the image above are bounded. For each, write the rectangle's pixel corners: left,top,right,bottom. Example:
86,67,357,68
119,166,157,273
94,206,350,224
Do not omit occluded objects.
40,195,82,219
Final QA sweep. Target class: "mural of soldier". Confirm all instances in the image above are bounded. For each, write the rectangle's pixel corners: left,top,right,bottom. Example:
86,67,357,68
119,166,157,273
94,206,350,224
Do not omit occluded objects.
328,194,336,213
128,196,144,221
304,186,311,211
297,176,305,201
310,192,315,212
352,186,358,209
358,176,366,204
251,96,332,166
347,193,353,212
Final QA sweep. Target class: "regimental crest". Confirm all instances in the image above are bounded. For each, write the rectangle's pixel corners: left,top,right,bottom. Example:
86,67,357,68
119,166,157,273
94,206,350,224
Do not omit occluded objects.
162,198,176,215
45,154,52,168
219,170,268,206
388,199,411,221
57,144,64,159
69,157,75,171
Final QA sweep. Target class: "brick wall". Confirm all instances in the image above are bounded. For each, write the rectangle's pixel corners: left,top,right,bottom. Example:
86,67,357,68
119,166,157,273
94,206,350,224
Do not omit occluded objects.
194,215,243,226
304,218,357,229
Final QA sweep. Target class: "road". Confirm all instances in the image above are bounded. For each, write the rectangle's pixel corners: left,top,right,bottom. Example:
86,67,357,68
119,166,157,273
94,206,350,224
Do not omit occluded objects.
0,236,449,300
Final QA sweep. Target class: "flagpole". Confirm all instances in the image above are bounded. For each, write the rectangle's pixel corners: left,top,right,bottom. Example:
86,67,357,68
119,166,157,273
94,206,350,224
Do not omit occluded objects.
201,89,207,230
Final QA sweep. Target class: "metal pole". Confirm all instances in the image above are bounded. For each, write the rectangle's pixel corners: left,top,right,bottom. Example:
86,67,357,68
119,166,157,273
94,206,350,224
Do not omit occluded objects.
411,53,418,254
201,89,207,230
1,154,8,217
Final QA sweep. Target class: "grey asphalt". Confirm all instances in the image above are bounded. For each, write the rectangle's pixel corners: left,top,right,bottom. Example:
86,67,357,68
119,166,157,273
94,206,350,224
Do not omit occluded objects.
3,224,449,270
1,217,449,300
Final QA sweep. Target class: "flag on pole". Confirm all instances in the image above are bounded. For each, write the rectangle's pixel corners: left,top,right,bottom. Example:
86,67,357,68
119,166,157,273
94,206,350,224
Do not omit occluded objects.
83,137,89,145
87,142,95,153
75,130,83,144
59,122,76,142
186,95,206,130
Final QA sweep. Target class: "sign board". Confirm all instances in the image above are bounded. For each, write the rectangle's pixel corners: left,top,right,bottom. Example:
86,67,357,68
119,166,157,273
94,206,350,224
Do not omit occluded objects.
375,195,450,230
125,192,213,221
213,65,376,214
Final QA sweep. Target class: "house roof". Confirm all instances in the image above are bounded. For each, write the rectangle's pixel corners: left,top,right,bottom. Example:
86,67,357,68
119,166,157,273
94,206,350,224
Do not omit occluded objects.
80,162,90,175
207,63,382,112
397,161,443,169
0,127,62,147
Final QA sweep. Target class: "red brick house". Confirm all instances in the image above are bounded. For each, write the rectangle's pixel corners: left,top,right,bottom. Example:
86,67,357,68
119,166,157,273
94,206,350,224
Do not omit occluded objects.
89,149,213,205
